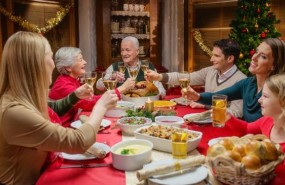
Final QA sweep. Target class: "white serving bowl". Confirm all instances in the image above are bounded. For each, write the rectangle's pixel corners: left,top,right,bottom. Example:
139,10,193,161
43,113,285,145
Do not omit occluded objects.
121,94,160,107
155,116,184,127
105,101,135,118
116,117,152,136
111,139,153,171
134,124,202,153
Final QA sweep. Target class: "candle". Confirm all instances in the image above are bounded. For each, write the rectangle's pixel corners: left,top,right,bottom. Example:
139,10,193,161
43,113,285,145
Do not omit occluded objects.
145,97,154,112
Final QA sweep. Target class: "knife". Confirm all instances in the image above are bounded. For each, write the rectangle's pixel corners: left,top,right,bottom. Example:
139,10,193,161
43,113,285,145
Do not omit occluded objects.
58,163,110,169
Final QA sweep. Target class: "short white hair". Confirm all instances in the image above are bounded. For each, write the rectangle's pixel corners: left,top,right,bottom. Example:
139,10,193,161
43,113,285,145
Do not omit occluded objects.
54,47,82,75
121,36,139,49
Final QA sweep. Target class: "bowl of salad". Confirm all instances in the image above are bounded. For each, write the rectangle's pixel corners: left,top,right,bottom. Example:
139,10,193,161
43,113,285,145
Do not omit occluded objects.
116,117,152,135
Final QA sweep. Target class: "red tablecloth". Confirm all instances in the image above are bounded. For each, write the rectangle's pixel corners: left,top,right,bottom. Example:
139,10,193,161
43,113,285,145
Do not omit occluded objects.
36,116,126,185
36,96,285,185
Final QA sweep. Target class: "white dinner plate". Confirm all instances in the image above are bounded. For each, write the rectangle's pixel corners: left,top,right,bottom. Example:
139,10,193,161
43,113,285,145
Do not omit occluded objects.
61,142,110,160
183,113,212,124
70,119,111,129
144,159,208,185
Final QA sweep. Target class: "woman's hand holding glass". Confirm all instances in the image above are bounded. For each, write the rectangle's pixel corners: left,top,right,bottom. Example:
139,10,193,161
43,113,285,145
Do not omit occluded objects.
74,83,94,99
102,71,118,91
94,90,118,111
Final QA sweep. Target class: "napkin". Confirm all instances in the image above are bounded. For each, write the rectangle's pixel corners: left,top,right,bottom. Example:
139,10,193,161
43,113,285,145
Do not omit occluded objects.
184,110,211,122
136,155,205,181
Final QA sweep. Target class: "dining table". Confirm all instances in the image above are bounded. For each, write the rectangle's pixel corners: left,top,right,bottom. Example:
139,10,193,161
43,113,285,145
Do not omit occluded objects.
36,95,285,185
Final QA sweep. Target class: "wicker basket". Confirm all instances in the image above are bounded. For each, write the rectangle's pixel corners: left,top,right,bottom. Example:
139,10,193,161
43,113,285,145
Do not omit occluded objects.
207,146,285,185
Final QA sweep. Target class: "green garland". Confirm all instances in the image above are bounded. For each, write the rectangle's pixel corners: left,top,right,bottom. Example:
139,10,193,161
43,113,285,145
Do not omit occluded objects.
0,0,74,34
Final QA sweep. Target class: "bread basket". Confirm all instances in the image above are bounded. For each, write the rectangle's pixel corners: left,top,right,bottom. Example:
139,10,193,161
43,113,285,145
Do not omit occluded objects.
206,135,285,185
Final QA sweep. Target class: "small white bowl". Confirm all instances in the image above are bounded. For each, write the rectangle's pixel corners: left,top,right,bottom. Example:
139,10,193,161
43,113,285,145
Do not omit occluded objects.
111,139,153,171
155,116,184,127
105,101,135,118
116,117,152,136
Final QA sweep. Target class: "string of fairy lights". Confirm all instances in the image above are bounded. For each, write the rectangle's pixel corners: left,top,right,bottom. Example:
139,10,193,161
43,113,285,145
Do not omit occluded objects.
0,0,74,34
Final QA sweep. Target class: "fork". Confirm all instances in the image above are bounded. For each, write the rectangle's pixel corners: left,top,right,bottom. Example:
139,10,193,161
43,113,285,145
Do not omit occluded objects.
58,163,110,169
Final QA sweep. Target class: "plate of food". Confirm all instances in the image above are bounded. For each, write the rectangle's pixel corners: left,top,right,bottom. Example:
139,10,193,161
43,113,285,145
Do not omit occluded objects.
143,159,208,185
122,81,160,107
71,118,111,130
183,111,212,124
61,142,110,160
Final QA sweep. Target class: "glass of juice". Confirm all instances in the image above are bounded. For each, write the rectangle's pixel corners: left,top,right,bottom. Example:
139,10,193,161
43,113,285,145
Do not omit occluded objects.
171,130,188,159
212,94,227,127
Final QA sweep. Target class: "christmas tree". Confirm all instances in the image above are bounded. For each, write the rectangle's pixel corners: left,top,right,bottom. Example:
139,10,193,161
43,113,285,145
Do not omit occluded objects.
229,0,281,75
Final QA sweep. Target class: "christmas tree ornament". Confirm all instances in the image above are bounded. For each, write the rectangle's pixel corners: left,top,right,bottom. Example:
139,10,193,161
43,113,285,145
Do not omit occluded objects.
254,22,259,28
242,28,248,33
250,49,255,56
257,8,261,14
239,53,244,59
261,32,266,38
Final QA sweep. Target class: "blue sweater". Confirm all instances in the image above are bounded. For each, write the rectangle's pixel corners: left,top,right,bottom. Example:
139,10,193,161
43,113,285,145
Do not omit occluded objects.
199,77,262,122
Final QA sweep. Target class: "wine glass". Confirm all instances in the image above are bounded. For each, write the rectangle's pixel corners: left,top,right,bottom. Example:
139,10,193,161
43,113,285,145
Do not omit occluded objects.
84,71,97,87
140,60,149,73
102,71,118,91
128,64,139,79
118,62,126,74
177,71,191,105
84,71,97,99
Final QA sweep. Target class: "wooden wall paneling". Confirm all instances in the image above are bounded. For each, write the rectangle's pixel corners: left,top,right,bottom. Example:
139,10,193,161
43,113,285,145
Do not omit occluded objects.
96,0,111,69
272,0,285,38
6,0,14,37
187,0,194,72
149,0,160,66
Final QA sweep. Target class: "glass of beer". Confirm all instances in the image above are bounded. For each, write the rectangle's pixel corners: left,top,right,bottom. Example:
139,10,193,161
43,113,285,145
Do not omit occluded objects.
171,130,188,159
102,71,117,91
212,94,227,127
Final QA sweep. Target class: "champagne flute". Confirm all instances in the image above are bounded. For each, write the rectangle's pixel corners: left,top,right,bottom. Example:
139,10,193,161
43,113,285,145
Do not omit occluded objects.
84,71,97,99
177,71,191,105
140,60,149,73
128,64,139,79
102,71,118,91
118,62,126,74
84,71,97,87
